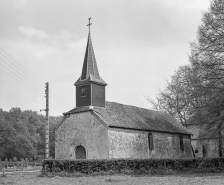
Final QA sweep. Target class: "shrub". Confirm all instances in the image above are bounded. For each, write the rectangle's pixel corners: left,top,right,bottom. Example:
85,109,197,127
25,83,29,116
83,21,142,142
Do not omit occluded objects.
42,157,224,177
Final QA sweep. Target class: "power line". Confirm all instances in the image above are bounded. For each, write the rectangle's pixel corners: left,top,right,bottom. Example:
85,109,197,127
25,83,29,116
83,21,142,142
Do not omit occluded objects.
0,67,45,97
0,48,74,109
0,68,68,116
51,89,73,105
0,57,44,93
0,65,72,109
50,96,72,110
0,48,43,85
0,62,44,95
0,48,74,105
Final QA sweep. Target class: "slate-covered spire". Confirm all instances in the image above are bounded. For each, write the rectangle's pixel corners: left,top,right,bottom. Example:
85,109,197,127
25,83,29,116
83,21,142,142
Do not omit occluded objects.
81,33,100,80
74,32,106,86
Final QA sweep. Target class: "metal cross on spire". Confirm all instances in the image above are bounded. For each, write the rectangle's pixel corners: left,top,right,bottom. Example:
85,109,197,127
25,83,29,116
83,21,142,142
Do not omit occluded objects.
87,17,92,33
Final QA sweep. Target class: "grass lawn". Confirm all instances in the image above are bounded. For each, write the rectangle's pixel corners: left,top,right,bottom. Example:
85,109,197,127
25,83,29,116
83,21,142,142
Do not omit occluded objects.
1,172,224,185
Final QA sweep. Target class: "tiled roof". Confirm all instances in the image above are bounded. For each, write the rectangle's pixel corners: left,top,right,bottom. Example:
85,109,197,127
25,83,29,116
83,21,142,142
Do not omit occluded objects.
74,33,106,86
63,102,191,135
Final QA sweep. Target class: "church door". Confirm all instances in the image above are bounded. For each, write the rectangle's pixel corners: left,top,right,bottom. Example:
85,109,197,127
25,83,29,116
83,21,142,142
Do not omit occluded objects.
75,145,86,159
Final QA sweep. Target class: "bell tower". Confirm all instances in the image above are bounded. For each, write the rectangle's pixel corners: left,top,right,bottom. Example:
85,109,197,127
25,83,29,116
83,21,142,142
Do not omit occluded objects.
74,18,107,107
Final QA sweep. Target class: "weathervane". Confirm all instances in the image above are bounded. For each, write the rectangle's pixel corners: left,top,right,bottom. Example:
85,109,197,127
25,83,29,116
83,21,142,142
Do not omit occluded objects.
87,17,92,33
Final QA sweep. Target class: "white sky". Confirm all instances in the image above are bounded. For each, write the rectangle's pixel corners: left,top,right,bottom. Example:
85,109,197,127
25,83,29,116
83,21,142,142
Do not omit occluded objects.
0,0,210,116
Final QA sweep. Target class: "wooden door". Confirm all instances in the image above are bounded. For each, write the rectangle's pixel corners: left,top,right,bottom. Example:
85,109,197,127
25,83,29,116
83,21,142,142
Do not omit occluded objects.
75,145,86,159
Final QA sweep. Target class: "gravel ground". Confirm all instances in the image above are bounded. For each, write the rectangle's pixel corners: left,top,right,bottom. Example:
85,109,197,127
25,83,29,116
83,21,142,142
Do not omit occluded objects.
1,173,224,185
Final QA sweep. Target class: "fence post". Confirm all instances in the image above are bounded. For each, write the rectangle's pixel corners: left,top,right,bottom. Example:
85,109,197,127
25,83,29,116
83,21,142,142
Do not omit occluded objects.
2,161,5,176
21,161,24,177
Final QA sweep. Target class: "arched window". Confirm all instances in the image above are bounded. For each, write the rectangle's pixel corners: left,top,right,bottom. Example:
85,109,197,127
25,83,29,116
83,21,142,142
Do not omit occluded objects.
148,133,154,150
202,145,207,157
180,135,184,151
75,145,86,159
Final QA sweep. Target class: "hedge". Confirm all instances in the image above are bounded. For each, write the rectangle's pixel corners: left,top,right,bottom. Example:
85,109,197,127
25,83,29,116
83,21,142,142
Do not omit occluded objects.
42,157,224,176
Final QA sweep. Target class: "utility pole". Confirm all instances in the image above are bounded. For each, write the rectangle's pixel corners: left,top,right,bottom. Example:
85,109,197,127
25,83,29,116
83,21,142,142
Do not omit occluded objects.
41,82,49,159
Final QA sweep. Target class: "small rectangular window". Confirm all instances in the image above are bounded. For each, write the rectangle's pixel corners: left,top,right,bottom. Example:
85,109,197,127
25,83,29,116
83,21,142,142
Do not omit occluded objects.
148,133,154,150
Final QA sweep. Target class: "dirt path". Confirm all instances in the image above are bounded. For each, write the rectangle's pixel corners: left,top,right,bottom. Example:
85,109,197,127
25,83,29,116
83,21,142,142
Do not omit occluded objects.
1,173,224,185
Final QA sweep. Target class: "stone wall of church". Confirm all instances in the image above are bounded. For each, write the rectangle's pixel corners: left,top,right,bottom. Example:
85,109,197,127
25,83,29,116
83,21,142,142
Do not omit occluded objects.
192,139,215,157
192,138,224,157
187,124,224,157
55,111,108,159
108,128,192,159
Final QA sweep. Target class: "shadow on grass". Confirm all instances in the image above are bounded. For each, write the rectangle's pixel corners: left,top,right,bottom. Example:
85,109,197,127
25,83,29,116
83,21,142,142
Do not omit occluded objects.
131,172,224,178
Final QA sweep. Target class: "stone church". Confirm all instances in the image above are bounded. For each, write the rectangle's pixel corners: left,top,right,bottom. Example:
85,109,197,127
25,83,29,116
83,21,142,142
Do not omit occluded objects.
55,26,193,160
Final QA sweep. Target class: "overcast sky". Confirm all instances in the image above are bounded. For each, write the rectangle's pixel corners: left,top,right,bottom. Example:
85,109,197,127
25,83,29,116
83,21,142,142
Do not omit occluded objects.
0,0,210,116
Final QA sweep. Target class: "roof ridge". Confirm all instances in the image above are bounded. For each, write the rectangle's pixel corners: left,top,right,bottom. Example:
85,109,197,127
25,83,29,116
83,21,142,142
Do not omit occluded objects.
106,101,159,113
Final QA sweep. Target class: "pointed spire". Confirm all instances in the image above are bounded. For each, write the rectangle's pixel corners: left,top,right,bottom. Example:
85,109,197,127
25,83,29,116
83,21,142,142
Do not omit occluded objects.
74,20,106,86
80,33,100,80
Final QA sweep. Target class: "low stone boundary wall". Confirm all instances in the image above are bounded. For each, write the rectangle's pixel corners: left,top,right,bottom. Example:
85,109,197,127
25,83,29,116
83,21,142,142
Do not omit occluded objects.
42,157,224,176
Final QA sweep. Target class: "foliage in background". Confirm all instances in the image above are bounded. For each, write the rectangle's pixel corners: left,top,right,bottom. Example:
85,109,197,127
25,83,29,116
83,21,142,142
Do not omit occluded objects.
147,0,224,156
0,107,62,160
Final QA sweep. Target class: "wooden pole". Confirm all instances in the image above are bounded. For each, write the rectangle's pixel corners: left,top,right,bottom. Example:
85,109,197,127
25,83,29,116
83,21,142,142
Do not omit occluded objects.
41,82,49,159
45,82,49,159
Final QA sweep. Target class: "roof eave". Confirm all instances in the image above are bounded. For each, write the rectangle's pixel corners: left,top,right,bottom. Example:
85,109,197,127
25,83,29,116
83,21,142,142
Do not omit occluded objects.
74,77,107,86
108,125,192,136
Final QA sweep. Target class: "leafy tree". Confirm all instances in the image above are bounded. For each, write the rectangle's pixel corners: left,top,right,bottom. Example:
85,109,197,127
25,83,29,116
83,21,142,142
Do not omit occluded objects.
0,109,16,159
148,0,224,156
0,107,62,160
189,0,224,157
